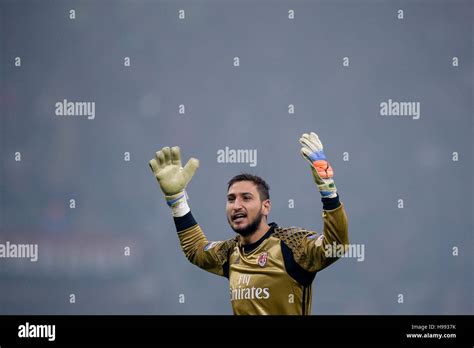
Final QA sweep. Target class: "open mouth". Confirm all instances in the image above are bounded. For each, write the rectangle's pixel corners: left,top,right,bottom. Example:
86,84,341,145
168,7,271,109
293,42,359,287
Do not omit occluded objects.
232,213,247,223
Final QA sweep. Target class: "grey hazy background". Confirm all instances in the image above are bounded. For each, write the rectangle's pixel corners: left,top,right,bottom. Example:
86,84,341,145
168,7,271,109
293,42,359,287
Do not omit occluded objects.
0,0,472,315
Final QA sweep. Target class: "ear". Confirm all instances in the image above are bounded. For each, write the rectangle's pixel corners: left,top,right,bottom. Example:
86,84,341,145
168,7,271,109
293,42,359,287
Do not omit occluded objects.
262,199,271,216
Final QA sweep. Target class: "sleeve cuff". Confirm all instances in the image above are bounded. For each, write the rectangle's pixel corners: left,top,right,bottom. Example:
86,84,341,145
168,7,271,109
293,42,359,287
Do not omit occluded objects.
321,194,341,211
174,211,198,232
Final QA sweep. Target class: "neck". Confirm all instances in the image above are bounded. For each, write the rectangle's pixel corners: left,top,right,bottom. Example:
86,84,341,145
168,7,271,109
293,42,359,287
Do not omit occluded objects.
240,220,270,245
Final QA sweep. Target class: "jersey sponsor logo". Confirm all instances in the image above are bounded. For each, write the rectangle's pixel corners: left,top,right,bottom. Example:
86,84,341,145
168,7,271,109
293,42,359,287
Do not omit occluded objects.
257,252,268,267
204,241,219,251
230,286,270,301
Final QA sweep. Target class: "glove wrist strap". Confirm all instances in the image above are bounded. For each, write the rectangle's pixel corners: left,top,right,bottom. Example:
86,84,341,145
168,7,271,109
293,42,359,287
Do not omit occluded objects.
319,189,338,199
317,178,337,198
165,191,190,217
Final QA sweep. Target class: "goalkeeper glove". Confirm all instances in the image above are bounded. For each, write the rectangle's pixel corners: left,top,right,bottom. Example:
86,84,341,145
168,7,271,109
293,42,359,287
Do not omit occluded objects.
149,146,199,217
299,132,337,198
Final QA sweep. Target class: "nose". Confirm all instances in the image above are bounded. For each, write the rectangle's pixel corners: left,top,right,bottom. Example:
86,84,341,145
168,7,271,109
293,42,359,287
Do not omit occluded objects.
232,197,244,210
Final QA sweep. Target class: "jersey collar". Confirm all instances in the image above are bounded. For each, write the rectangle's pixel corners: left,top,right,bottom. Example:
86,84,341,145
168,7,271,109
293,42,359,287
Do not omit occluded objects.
241,222,278,253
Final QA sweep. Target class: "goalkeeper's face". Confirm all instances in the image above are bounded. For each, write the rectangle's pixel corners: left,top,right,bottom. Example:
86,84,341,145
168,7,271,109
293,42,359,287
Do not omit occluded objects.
226,181,270,237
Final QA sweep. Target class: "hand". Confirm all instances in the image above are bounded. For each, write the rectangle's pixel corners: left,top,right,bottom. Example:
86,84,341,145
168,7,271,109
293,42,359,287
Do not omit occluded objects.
149,146,199,200
299,132,337,198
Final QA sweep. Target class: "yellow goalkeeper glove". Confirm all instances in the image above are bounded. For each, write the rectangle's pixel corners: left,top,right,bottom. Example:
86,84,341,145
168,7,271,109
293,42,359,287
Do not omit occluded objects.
149,146,199,216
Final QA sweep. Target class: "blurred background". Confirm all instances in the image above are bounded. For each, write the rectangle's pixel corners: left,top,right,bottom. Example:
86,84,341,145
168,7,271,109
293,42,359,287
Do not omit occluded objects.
0,0,472,314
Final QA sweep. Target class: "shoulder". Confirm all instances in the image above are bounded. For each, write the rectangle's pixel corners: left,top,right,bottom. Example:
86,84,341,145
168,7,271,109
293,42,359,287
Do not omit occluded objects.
272,226,318,244
272,227,319,285
272,227,320,257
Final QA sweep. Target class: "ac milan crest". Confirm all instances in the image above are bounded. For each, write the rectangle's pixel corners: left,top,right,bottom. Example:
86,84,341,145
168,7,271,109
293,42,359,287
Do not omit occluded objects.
258,252,268,267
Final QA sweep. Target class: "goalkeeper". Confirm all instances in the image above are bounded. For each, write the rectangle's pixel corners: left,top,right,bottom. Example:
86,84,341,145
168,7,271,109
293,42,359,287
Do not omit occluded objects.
149,132,349,315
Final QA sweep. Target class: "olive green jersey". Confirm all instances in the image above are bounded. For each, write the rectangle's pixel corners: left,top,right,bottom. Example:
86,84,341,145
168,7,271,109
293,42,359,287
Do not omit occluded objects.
174,196,348,315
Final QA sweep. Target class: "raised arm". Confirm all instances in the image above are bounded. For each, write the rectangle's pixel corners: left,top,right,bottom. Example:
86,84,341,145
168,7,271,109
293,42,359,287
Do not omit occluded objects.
298,132,349,272
149,146,235,277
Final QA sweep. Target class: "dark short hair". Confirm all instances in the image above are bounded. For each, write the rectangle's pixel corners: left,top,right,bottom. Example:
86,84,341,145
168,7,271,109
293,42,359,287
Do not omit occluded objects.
227,173,270,201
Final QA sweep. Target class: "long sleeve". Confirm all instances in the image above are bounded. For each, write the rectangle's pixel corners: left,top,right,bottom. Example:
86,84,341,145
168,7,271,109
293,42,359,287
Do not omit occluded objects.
174,212,237,278
297,197,349,272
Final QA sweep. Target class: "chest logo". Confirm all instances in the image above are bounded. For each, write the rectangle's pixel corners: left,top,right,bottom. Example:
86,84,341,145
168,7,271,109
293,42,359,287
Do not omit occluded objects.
258,252,268,267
